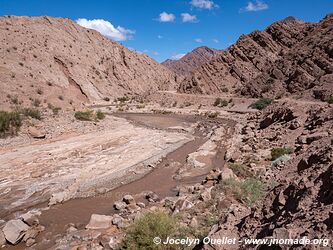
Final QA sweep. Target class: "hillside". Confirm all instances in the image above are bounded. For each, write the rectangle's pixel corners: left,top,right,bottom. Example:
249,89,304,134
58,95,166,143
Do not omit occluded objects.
162,46,222,75
178,14,333,100
0,16,176,109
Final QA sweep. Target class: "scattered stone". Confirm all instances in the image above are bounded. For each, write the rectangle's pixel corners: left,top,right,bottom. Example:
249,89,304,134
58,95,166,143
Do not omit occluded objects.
221,167,236,181
137,202,146,208
112,214,127,229
3,219,30,245
0,230,6,246
23,225,44,242
86,214,113,230
25,238,36,247
200,187,212,201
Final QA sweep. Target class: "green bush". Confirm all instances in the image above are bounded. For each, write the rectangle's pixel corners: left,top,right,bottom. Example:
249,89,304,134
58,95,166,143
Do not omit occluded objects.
325,96,333,104
250,98,273,110
21,108,41,120
213,98,228,107
74,110,94,121
0,111,22,138
228,163,253,178
271,147,292,160
222,178,264,206
96,110,105,120
121,211,178,250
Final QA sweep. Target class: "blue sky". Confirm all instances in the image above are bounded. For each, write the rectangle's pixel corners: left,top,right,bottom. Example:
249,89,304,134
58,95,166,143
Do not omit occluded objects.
1,0,333,62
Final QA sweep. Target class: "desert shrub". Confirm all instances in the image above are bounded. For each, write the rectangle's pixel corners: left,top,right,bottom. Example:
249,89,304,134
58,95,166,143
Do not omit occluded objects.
221,87,229,93
48,104,61,115
32,98,41,107
74,110,94,121
325,96,333,104
213,98,228,107
121,211,178,250
222,178,264,206
58,95,64,101
0,111,22,138
117,96,130,102
271,147,292,161
96,110,105,120
20,108,41,120
184,101,192,107
206,111,218,118
36,88,43,95
9,95,19,105
249,98,273,110
228,163,253,178
103,97,110,102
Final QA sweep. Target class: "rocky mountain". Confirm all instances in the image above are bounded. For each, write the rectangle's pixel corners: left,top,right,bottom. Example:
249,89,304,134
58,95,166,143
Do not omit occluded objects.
0,16,176,108
178,14,333,100
162,46,222,76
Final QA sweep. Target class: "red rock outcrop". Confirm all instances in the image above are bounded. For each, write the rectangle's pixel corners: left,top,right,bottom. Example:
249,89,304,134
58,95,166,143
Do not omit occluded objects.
162,46,222,76
0,16,176,108
179,14,333,100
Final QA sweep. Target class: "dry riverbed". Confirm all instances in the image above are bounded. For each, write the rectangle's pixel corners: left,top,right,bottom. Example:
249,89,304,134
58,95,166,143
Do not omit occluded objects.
0,110,235,249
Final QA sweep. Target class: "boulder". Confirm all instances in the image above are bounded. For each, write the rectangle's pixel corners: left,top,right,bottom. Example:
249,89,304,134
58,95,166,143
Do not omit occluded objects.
3,219,30,245
113,201,126,211
200,187,213,201
20,211,41,226
221,167,236,181
145,191,159,202
174,198,194,212
86,214,113,230
28,126,46,139
112,215,127,229
23,225,44,242
123,195,135,205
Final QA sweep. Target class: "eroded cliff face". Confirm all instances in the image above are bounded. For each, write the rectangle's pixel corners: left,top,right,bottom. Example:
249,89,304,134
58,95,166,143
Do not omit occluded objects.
162,46,222,76
0,16,177,108
178,15,333,100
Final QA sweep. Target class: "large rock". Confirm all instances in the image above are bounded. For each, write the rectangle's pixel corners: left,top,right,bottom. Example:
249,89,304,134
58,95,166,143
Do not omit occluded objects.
113,201,126,211
3,219,30,244
123,195,135,205
86,214,113,230
28,126,46,139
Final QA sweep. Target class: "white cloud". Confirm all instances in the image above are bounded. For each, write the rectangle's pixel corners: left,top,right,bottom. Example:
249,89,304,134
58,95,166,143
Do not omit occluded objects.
190,0,218,10
171,53,186,60
241,0,268,12
76,18,135,41
157,35,163,39
181,13,198,23
152,51,159,55
158,12,176,22
213,38,219,43
195,38,203,43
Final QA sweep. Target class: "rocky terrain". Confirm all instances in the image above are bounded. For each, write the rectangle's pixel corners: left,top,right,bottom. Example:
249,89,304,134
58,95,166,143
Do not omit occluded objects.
162,46,222,76
179,14,333,101
0,13,332,250
0,16,176,109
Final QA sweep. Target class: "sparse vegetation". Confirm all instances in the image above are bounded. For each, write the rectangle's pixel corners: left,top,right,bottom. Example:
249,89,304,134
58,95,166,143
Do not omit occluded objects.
325,96,333,104
0,111,22,138
213,97,228,107
121,211,178,250
96,110,105,120
20,107,42,120
32,98,41,107
228,163,253,178
205,111,219,118
74,110,94,121
271,147,292,161
116,96,130,103
250,98,273,110
75,110,106,121
103,97,110,102
221,178,265,206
